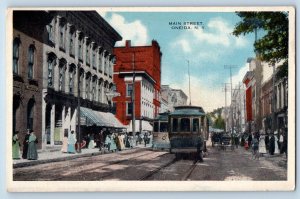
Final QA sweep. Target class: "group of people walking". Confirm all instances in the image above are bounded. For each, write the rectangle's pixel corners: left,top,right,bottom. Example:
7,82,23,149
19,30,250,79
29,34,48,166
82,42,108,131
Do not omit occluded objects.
240,128,287,159
12,129,38,160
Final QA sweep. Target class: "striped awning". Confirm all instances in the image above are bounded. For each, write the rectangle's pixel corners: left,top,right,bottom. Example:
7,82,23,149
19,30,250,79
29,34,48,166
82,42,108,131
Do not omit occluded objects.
80,107,125,128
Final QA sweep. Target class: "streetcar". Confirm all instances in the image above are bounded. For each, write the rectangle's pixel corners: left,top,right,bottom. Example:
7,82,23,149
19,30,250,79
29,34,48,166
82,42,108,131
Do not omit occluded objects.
152,112,170,150
168,106,208,160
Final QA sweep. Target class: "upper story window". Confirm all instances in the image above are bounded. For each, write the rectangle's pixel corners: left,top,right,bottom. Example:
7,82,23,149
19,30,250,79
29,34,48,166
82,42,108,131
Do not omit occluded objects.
46,21,55,44
13,38,20,75
85,74,90,99
98,80,102,103
59,21,66,50
126,83,133,97
92,50,96,69
78,36,83,61
126,102,133,116
47,54,56,87
58,60,66,92
86,43,90,65
27,45,35,79
92,77,96,101
69,28,75,56
98,51,103,72
69,65,75,95
79,70,84,98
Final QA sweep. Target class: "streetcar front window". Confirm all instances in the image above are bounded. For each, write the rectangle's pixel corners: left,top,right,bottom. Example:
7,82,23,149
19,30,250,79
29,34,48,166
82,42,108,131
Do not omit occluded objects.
180,118,190,132
160,122,168,132
154,122,159,132
172,118,178,132
192,118,199,133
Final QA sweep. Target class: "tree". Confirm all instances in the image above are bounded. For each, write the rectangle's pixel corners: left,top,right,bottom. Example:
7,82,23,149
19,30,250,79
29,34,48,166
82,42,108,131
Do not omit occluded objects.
233,12,289,79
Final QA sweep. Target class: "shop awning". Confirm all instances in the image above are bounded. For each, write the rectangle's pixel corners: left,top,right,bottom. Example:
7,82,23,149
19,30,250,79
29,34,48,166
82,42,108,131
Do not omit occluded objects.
80,107,109,126
95,111,126,129
80,107,125,128
127,120,153,132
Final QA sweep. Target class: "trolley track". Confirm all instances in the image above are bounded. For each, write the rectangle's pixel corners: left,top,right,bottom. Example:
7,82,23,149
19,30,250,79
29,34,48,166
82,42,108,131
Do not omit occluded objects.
51,150,167,181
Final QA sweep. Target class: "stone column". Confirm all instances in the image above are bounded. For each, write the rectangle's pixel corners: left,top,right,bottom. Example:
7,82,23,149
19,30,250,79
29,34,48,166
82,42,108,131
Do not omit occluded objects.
75,30,81,62
55,16,61,51
61,106,65,142
50,104,56,146
65,63,70,94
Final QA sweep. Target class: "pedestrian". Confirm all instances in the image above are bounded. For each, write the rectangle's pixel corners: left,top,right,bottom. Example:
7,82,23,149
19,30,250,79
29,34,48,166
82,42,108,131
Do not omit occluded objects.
196,137,203,162
61,131,68,153
265,131,270,152
67,130,76,154
144,132,148,147
274,131,280,154
88,133,95,149
252,136,259,160
279,129,284,154
248,133,253,149
27,130,38,160
22,129,30,159
12,131,21,159
258,133,266,155
269,133,275,155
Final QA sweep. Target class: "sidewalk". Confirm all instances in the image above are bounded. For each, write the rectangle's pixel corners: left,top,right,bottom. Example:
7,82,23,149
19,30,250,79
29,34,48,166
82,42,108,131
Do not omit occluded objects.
13,144,150,168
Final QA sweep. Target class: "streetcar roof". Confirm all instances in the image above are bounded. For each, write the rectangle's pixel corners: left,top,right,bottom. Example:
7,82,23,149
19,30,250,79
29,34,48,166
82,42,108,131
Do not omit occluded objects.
169,105,205,117
154,112,169,121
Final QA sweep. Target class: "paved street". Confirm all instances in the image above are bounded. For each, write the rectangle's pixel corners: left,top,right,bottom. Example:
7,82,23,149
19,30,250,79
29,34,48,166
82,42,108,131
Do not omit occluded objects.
13,146,287,181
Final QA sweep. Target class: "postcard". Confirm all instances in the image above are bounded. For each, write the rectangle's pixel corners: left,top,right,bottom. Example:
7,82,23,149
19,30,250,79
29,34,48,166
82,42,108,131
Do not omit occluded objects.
7,6,295,191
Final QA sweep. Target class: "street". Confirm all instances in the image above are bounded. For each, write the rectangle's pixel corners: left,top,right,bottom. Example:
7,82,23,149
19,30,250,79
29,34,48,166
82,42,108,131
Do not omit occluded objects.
13,146,287,181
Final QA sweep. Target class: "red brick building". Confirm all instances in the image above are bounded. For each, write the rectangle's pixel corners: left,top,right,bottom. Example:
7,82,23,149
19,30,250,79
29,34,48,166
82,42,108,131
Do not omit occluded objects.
242,71,254,133
13,11,47,149
113,40,162,132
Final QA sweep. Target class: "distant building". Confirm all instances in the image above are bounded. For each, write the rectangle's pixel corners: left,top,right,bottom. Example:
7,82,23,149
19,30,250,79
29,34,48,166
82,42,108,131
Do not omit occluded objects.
160,85,188,112
113,40,162,133
231,83,246,134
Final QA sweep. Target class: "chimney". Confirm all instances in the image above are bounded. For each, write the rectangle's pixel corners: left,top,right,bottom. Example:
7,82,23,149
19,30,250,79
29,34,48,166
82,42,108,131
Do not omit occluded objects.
125,40,131,47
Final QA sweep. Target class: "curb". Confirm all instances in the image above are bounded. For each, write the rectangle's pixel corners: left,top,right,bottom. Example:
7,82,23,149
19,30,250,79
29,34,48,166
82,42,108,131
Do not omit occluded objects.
13,146,150,168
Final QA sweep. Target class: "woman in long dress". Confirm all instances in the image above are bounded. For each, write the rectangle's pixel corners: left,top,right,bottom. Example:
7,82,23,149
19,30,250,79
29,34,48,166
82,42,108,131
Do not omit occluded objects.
12,131,21,159
259,134,266,154
61,131,68,153
88,134,95,149
22,130,30,159
27,131,38,160
67,130,77,153
274,131,280,154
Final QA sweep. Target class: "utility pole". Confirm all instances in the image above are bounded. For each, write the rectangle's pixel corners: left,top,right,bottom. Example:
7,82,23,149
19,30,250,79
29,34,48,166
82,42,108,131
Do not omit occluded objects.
132,52,136,136
187,60,191,106
77,63,81,153
222,83,230,132
224,65,237,135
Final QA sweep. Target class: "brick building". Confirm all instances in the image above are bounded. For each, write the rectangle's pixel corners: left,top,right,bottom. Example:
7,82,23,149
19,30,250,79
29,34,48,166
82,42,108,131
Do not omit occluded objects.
113,40,162,133
13,11,46,149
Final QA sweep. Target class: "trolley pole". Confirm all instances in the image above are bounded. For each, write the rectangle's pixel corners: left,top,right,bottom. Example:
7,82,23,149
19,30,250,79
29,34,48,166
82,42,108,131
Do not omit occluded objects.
187,60,192,106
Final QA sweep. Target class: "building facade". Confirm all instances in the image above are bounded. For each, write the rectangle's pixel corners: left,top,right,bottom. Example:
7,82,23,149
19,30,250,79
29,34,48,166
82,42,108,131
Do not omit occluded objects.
160,85,188,112
13,11,122,149
42,11,122,147
113,40,162,132
13,11,45,149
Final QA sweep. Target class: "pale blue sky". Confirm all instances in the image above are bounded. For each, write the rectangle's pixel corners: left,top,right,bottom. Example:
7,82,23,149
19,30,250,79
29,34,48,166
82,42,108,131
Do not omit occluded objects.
101,11,258,111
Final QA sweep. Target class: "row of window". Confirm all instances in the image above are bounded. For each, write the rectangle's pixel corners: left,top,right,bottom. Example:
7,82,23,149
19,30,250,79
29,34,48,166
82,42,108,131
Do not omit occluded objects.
47,53,111,103
13,38,35,79
46,17,114,77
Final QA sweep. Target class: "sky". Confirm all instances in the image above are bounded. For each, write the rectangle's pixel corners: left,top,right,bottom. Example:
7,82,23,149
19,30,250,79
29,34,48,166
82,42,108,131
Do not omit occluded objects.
98,10,257,112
